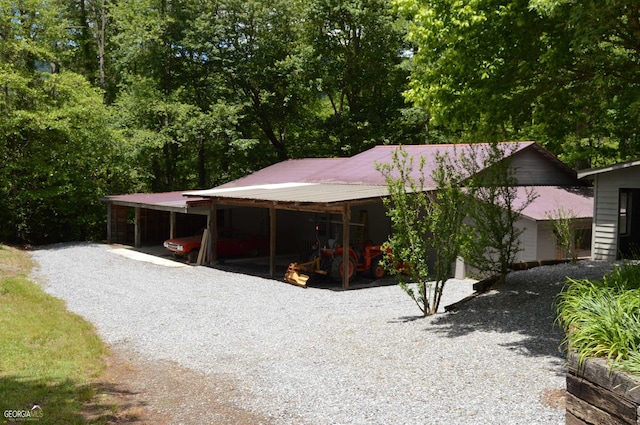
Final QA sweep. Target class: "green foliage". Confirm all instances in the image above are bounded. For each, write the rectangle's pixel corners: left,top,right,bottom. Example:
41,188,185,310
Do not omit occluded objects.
397,0,640,165
557,262,640,374
187,0,314,161
304,0,412,154
546,206,581,263
377,146,468,316
1,0,426,243
377,148,431,315
461,144,536,282
427,151,472,312
0,0,128,243
397,0,549,136
0,69,118,243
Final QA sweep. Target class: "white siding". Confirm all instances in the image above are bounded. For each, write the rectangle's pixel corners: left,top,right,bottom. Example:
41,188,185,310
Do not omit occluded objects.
591,166,640,260
516,217,537,262
510,149,576,186
537,221,558,261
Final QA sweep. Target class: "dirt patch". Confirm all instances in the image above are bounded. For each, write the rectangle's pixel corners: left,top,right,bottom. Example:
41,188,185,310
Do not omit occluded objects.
84,346,273,424
541,388,566,410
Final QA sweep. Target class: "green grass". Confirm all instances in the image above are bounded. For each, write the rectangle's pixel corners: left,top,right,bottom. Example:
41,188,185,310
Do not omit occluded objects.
557,261,640,375
0,244,107,424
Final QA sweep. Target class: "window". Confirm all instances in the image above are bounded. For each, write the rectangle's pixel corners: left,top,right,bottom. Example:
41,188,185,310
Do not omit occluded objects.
575,227,591,251
620,191,630,235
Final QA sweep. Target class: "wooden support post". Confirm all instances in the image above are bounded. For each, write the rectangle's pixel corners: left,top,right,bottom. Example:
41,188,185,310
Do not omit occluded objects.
169,211,176,239
106,203,112,244
197,229,209,266
209,202,218,264
134,207,141,248
205,210,211,264
269,206,276,278
342,203,351,289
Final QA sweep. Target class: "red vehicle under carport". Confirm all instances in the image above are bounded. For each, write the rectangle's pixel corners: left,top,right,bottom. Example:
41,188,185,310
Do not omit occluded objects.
164,228,269,263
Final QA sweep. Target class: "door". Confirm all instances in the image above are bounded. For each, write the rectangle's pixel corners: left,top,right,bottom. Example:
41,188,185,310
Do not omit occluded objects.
618,188,640,259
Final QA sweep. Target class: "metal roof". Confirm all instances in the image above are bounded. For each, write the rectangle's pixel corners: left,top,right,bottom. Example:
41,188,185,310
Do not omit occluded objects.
185,183,391,205
577,158,640,179
301,141,539,186
216,158,346,189
101,191,210,213
213,142,543,190
518,186,593,221
101,142,589,219
186,141,569,207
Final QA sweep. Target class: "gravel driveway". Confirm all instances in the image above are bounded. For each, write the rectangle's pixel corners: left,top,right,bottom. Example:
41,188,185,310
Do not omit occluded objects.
30,242,613,425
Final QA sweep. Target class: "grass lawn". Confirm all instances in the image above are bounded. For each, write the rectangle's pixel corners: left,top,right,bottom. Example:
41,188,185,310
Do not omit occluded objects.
0,244,107,424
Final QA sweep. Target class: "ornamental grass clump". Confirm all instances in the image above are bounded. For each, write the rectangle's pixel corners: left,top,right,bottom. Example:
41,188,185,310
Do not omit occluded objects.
557,262,640,375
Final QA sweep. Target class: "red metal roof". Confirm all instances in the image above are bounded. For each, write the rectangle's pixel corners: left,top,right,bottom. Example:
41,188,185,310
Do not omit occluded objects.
301,143,511,186
217,142,539,188
102,191,208,209
217,158,346,189
104,142,591,221
518,186,593,220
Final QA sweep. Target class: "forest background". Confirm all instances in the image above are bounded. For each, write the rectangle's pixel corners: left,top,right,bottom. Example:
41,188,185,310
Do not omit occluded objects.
1,0,639,244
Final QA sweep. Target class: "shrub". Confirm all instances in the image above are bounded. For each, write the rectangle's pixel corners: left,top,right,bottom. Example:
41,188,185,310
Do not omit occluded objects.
557,262,640,374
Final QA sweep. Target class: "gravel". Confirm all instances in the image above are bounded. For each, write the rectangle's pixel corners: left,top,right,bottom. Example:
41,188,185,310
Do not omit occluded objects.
30,242,614,425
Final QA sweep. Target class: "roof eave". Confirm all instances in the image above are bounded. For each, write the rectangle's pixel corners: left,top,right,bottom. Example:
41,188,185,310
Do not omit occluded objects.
578,159,640,179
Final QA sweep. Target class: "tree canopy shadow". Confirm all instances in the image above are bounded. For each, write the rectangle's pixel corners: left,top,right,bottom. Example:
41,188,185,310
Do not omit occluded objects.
426,261,614,360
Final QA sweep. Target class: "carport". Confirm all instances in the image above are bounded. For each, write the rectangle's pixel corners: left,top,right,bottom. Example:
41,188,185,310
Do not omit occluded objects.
102,186,391,289
185,183,391,289
101,191,211,247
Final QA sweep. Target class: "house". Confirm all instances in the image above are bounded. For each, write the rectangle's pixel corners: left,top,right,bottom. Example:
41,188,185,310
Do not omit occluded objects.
578,159,640,260
102,141,593,288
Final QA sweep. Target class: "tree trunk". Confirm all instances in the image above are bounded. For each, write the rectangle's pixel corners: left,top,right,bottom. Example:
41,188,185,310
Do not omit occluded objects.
197,136,206,188
98,0,106,91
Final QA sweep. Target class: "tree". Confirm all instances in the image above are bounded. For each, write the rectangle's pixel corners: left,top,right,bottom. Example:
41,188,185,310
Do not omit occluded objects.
426,151,471,313
188,0,316,161
304,0,411,155
68,0,111,95
397,0,551,137
460,143,537,284
0,0,122,243
108,0,254,191
529,0,640,167
396,0,640,167
377,146,468,316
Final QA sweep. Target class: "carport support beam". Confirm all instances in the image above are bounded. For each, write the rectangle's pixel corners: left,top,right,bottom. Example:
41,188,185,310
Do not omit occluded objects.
209,202,217,264
269,206,276,278
169,211,176,239
106,203,112,244
134,207,141,248
342,204,350,289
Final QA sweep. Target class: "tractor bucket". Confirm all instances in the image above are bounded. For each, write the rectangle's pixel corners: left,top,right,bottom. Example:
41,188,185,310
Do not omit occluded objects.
284,263,309,288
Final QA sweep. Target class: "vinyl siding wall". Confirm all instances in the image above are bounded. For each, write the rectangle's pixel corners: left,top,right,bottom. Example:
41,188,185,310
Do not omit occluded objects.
510,149,577,186
536,221,558,261
591,166,640,260
517,217,537,262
